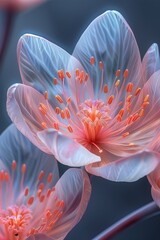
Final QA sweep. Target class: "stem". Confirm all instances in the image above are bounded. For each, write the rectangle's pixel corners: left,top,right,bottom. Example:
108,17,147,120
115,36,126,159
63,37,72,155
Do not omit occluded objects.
0,9,15,65
92,201,159,240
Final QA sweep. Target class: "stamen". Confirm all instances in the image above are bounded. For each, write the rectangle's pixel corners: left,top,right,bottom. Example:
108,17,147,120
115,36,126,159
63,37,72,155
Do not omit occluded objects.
53,122,59,130
44,91,48,100
84,73,88,82
39,103,47,115
75,69,79,77
126,82,133,92
66,71,71,78
56,95,63,104
38,171,44,181
55,107,60,114
53,78,58,85
142,101,149,108
47,173,53,183
22,164,26,174
132,113,139,122
115,79,120,87
41,122,47,129
135,87,141,96
122,132,129,137
90,56,95,65
28,196,34,205
65,108,70,119
144,94,149,102
99,61,103,70
104,84,108,93
117,115,122,122
91,142,103,153
123,69,129,79
107,95,114,105
24,187,29,197
61,110,65,119
126,95,132,102
139,109,144,117
58,69,64,81
12,160,16,171
116,69,121,77
119,109,124,117
67,125,73,133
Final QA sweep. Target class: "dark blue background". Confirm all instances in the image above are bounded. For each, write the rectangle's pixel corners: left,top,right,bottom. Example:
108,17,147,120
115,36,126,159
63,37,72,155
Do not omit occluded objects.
0,0,160,239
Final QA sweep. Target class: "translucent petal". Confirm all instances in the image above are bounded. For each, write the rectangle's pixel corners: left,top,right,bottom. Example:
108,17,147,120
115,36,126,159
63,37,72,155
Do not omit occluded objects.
142,43,160,82
17,34,84,106
73,10,141,97
0,124,59,204
38,129,101,166
7,83,55,153
148,163,160,207
86,152,159,182
46,169,91,239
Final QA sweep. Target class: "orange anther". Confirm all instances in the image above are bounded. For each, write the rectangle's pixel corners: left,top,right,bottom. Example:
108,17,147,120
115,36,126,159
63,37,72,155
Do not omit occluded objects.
126,82,133,92
126,95,132,102
58,69,64,81
22,164,26,174
67,97,71,104
142,101,149,108
123,69,129,79
28,196,34,205
67,125,73,133
55,107,60,114
90,56,95,65
66,71,71,78
65,108,70,119
144,94,149,102
53,78,58,85
39,183,44,191
139,109,144,117
24,187,29,197
132,113,139,122
127,115,133,125
117,114,122,122
47,189,51,198
4,172,9,181
39,103,47,115
99,61,103,70
107,95,114,105
44,91,48,100
103,84,108,93
84,73,89,82
119,108,124,117
41,122,47,129
56,95,63,103
75,69,79,77
122,132,129,138
115,79,120,87
116,69,121,77
53,122,59,130
40,195,45,202
38,170,44,181
47,173,53,183
80,71,84,80
61,110,65,119
12,160,16,171
134,87,141,96
37,189,42,197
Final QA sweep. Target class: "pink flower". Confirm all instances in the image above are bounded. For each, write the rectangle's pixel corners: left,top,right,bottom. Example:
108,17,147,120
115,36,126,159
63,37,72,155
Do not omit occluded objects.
0,125,91,240
7,10,160,182
0,0,45,11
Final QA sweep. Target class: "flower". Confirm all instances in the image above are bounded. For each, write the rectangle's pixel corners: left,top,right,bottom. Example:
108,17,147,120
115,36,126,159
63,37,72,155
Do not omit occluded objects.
0,0,45,11
0,125,91,239
7,10,160,182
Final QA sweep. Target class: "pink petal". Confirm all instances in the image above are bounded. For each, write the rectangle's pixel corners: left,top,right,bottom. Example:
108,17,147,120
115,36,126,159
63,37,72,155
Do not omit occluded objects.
17,34,83,106
73,10,142,96
38,129,101,166
7,83,55,154
142,43,160,82
0,124,59,202
45,168,91,239
86,152,159,182
148,163,160,207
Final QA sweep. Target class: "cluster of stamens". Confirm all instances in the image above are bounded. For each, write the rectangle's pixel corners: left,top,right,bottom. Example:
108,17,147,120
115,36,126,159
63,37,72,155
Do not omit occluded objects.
38,56,149,152
0,161,64,238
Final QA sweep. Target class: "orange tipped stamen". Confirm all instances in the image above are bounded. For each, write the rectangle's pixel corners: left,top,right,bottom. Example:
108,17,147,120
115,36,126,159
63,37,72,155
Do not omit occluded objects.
65,108,70,118
41,122,47,129
116,69,121,77
126,95,132,102
53,122,59,130
139,108,144,117
115,79,120,87
91,142,103,153
44,91,48,100
66,71,71,78
39,103,47,115
99,61,103,70
55,107,60,114
66,97,71,104
144,94,149,102
84,73,89,82
67,125,73,133
38,171,44,181
24,187,29,197
135,87,141,96
12,160,16,171
22,164,26,174
132,113,139,122
107,95,114,105
47,173,53,183
58,69,64,81
126,82,133,92
117,115,122,122
142,101,149,108
119,108,124,117
122,132,129,138
56,95,63,103
123,69,129,79
75,68,79,77
61,110,65,119
104,84,108,93
28,196,34,205
53,78,58,85
90,56,95,65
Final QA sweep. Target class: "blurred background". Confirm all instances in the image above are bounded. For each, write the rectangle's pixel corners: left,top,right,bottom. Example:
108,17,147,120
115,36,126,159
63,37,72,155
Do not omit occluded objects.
0,0,160,239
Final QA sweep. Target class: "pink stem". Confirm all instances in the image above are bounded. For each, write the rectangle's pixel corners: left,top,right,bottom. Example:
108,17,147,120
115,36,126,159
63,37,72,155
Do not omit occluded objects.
92,201,159,240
